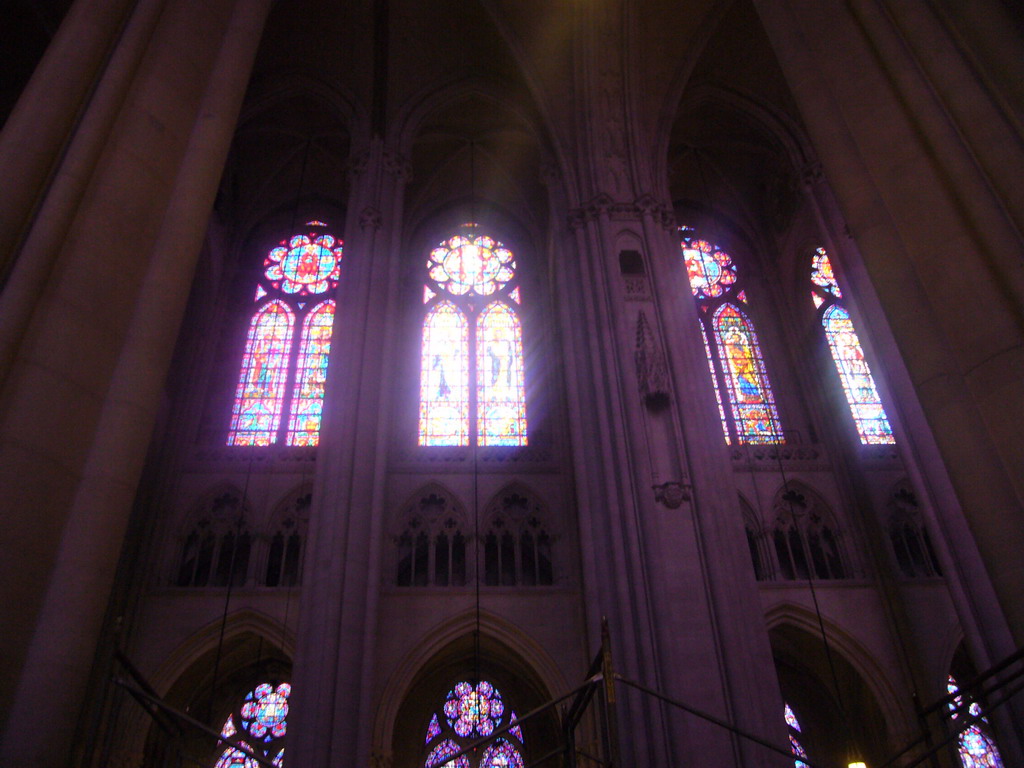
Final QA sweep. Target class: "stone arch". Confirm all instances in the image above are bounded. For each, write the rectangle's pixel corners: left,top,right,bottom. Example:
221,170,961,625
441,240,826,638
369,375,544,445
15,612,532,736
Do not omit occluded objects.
481,482,558,587
739,492,770,581
765,605,910,767
770,480,850,581
391,483,471,587
122,609,293,766
172,483,252,588
261,482,313,587
372,609,567,768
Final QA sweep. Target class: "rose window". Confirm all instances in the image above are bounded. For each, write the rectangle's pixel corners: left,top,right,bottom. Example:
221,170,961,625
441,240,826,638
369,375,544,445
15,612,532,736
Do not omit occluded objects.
443,680,505,737
264,233,343,295
682,237,737,299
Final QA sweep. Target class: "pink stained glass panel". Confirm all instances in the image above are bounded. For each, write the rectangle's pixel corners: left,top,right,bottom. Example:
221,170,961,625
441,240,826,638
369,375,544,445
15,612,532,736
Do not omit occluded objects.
712,304,783,444
481,740,525,768
264,233,342,295
811,247,843,298
700,324,731,444
420,301,470,446
682,238,737,299
229,301,295,446
477,302,528,446
822,305,894,445
287,301,335,446
425,739,471,768
427,234,516,297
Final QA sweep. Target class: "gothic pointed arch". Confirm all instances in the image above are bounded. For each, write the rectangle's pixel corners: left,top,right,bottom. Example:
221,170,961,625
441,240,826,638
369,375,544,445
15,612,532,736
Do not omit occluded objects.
739,494,769,582
481,484,556,587
810,247,894,445
888,479,941,579
770,482,848,581
175,486,252,588
227,221,343,447
679,228,784,444
263,485,313,587
418,226,527,447
382,621,561,768
392,484,470,587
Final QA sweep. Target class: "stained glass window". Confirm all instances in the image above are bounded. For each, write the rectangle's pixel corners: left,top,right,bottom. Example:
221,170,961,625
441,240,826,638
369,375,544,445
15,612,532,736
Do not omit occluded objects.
419,228,527,447
811,248,894,445
477,303,527,446
422,679,526,768
286,300,335,446
229,301,295,446
784,703,810,768
420,301,470,446
214,682,290,768
947,676,1004,768
228,222,342,447
681,229,783,444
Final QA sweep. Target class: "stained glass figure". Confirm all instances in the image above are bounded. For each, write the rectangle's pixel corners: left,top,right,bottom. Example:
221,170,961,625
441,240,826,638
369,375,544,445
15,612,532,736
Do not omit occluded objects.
286,300,335,446
947,676,1004,768
811,248,894,445
680,228,783,445
784,704,809,768
228,301,295,446
426,740,471,768
419,230,527,446
215,682,290,768
713,304,783,443
264,232,342,296
420,301,470,446
477,302,527,446
481,740,525,768
229,225,343,447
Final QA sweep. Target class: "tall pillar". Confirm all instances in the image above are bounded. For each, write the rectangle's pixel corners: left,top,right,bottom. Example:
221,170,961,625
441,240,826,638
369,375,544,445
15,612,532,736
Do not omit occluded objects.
287,139,410,768
0,0,272,763
752,0,1024,648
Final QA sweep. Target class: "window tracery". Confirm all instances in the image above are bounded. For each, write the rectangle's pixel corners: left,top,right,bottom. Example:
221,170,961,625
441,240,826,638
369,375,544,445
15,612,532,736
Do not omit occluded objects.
228,222,342,447
395,490,468,587
888,481,941,579
482,490,554,587
214,682,290,768
176,491,251,588
680,229,783,444
784,703,810,768
264,490,311,587
946,675,1004,768
810,247,894,445
771,485,847,581
422,680,526,768
419,227,527,447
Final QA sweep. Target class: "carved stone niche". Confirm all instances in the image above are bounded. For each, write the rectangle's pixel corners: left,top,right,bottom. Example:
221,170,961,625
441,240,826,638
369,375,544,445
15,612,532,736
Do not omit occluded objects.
634,311,670,411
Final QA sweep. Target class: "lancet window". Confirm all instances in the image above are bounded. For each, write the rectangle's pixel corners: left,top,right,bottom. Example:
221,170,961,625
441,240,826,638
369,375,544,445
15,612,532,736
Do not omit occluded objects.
680,229,783,444
214,682,290,767
422,680,526,768
946,675,1004,768
810,248,894,444
419,226,528,447
228,222,342,447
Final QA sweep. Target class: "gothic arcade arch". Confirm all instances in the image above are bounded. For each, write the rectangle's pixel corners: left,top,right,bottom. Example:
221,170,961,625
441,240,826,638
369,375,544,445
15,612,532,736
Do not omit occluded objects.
373,610,567,767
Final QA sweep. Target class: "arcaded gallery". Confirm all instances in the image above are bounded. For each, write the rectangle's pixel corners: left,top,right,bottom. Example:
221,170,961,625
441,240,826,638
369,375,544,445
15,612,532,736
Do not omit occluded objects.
1,0,1022,766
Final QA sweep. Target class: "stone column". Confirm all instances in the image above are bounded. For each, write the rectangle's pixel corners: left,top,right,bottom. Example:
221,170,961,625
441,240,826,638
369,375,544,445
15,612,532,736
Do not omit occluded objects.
286,139,409,768
0,0,272,763
752,0,1024,646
